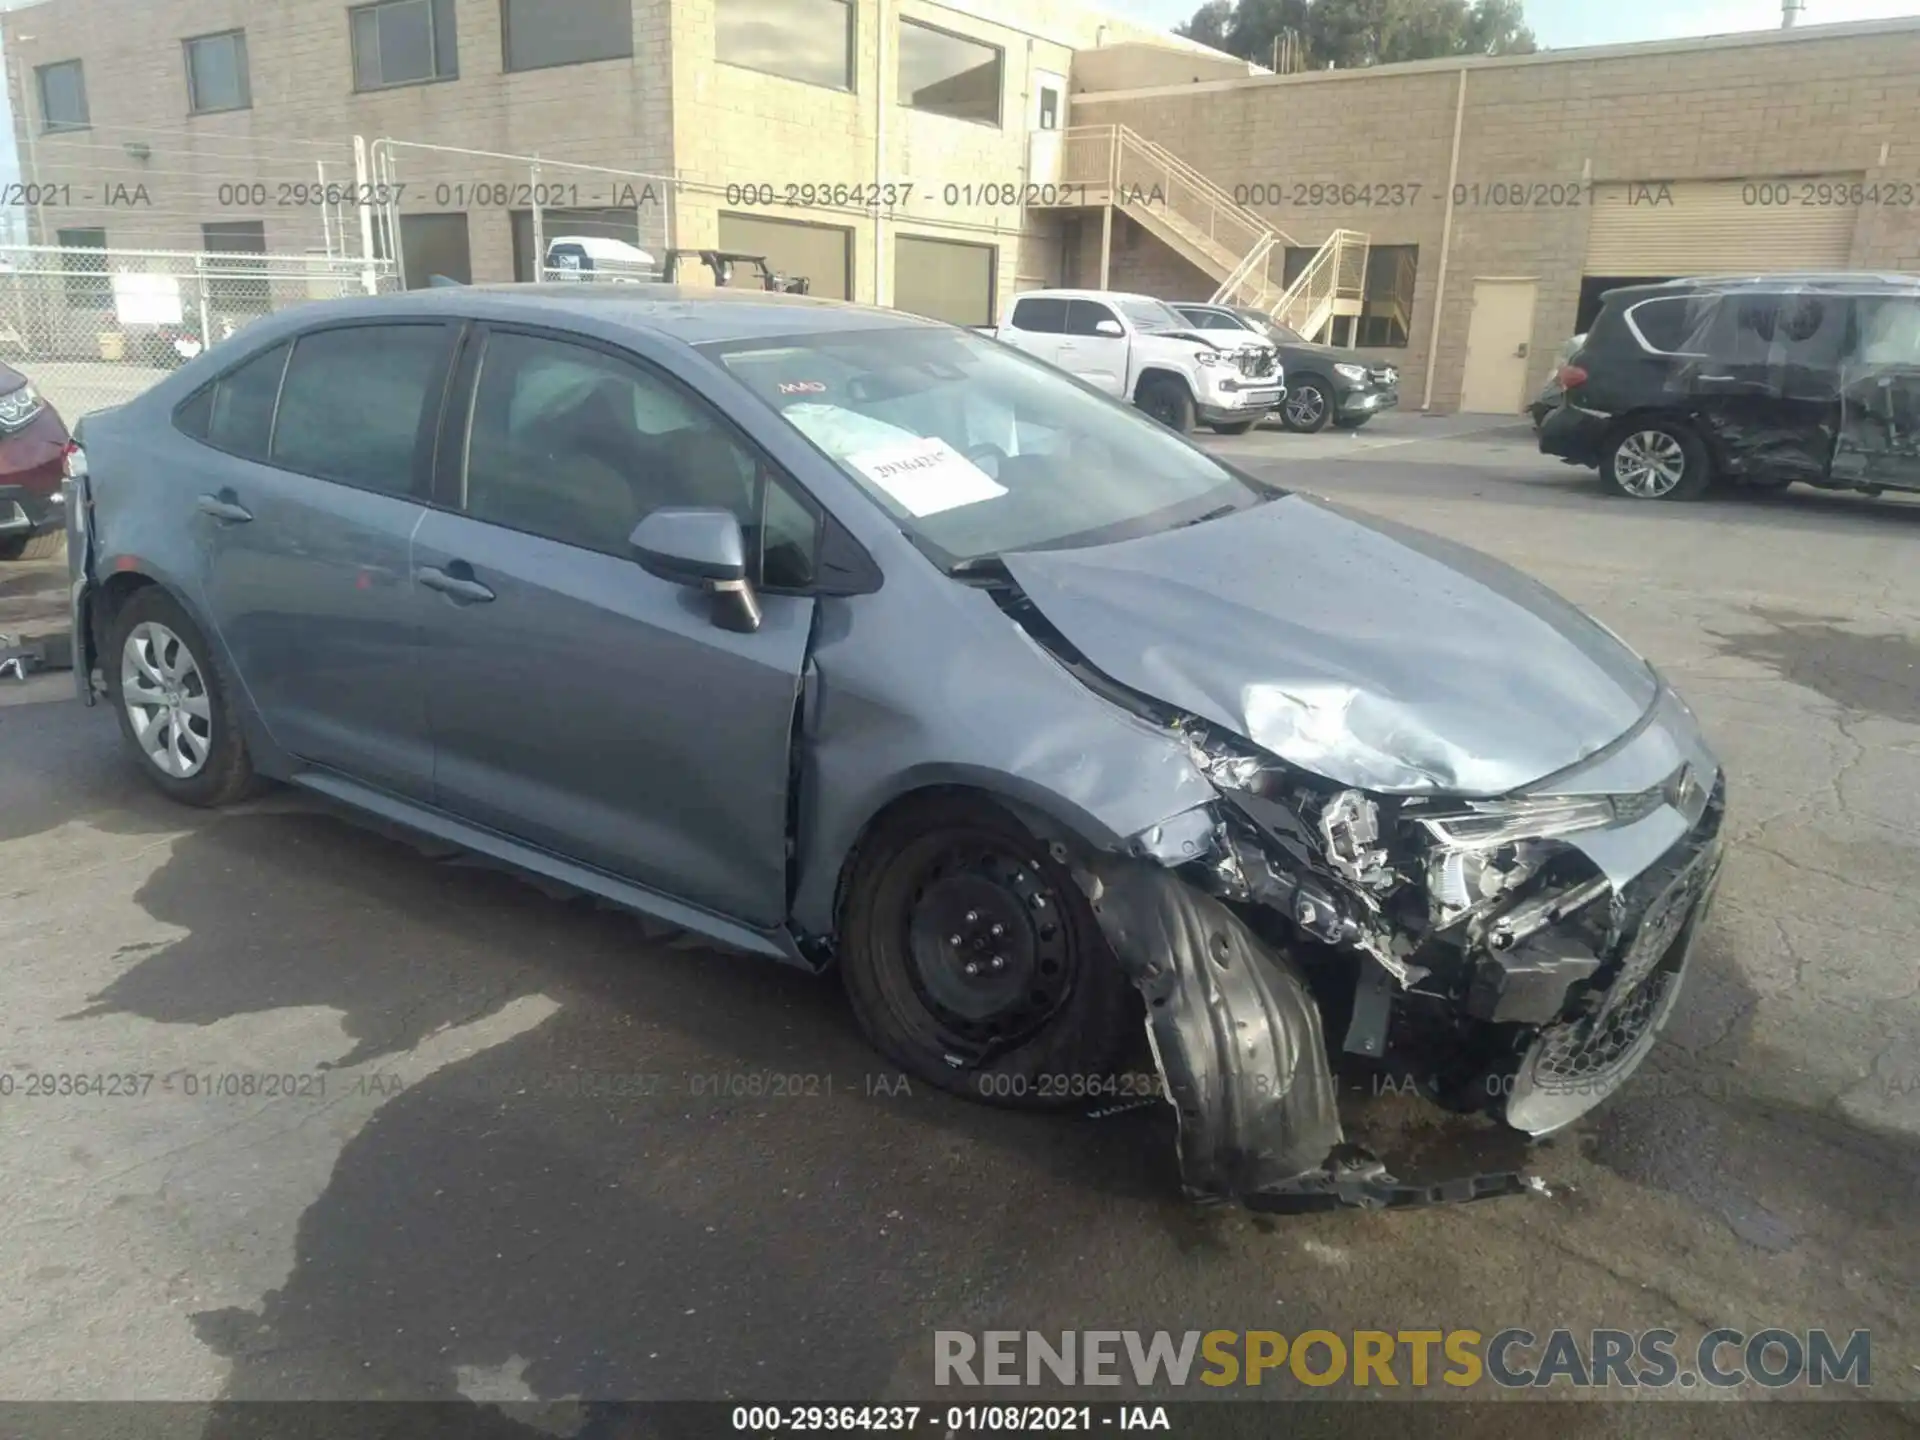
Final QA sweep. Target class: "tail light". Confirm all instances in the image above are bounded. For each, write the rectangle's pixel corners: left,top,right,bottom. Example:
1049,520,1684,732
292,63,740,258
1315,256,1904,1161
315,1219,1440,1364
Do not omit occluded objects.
62,441,88,480
1557,364,1588,389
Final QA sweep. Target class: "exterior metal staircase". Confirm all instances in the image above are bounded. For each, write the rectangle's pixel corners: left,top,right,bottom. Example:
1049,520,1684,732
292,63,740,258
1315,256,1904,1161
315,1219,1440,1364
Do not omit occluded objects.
1042,123,1369,343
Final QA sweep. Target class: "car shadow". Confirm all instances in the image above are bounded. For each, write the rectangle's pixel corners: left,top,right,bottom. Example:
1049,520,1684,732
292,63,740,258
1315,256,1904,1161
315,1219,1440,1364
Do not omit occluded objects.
73,803,1200,1405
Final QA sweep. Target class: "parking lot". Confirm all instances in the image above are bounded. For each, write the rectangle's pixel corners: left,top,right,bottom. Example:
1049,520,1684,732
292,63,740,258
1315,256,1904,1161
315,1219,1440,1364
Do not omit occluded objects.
1,413,1915,1423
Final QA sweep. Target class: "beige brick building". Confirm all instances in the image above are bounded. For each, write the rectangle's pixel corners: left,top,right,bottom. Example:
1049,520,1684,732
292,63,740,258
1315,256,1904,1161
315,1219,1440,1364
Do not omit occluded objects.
5,0,1919,410
0,0,1239,327
1067,16,1920,411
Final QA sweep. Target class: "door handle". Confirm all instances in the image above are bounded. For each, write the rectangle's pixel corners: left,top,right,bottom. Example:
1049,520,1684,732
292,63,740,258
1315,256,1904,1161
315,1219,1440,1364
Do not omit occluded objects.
416,564,495,604
195,492,252,524
1697,374,1736,382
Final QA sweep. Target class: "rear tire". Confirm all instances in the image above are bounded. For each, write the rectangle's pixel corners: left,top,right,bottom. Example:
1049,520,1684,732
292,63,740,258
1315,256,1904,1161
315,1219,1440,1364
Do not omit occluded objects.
1603,420,1711,501
1208,419,1256,436
0,531,63,562
1135,376,1195,434
838,793,1135,1108
105,586,263,808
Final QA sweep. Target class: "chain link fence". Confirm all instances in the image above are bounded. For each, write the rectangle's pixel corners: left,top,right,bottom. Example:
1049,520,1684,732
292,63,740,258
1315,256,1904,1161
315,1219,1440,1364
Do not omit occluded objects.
0,245,399,422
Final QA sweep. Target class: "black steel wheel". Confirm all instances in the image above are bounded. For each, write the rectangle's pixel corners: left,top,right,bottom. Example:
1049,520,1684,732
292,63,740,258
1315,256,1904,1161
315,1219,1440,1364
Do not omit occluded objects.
1135,376,1195,434
838,793,1135,1106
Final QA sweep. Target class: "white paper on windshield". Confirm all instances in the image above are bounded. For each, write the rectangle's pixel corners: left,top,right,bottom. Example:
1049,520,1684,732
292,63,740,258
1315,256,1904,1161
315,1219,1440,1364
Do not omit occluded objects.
845,436,1007,518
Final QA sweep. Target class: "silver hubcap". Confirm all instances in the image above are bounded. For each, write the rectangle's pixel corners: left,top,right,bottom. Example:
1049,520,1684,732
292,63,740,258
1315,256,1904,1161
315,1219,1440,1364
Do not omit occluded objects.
121,621,213,779
1286,386,1325,426
1615,430,1687,497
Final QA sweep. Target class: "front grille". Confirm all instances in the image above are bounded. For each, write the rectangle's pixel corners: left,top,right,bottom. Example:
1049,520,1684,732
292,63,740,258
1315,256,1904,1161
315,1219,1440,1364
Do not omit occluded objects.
1369,365,1399,387
1533,959,1677,1086
1238,349,1277,379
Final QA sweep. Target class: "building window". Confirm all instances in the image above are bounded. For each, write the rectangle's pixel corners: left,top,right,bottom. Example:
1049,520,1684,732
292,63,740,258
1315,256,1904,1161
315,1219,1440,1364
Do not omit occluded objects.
1357,244,1416,348
202,221,271,310
894,235,995,327
716,0,853,90
397,213,473,288
56,227,108,307
897,19,1000,126
351,0,458,90
717,213,851,300
185,31,251,113
36,60,89,132
502,0,632,73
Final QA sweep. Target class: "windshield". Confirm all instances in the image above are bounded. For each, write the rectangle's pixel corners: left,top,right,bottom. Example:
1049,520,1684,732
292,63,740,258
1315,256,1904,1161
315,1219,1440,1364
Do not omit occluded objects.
1116,297,1186,331
703,326,1271,569
1244,314,1304,343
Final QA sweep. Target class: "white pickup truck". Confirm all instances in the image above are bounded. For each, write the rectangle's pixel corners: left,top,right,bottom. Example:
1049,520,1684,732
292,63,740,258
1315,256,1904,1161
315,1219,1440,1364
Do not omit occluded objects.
990,289,1283,435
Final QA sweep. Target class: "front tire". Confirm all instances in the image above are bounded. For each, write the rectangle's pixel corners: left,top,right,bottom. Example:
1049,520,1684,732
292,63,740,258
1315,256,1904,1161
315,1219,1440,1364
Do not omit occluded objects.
106,586,262,807
838,793,1135,1107
1604,420,1711,501
1332,415,1371,431
1208,419,1256,436
1281,378,1332,433
1135,376,1195,434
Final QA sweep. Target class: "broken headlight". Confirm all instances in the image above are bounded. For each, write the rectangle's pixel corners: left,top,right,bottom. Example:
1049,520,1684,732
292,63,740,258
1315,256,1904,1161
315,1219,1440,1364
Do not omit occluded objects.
1412,794,1619,849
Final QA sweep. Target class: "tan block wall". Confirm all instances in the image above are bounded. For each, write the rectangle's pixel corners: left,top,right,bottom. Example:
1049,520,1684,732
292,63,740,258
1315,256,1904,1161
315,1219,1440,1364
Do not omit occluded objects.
3,0,1193,300
1076,24,1920,411
4,0,676,276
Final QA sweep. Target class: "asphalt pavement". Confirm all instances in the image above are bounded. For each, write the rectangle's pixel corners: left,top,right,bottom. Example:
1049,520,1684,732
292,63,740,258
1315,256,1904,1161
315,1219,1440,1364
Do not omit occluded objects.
0,413,1915,1431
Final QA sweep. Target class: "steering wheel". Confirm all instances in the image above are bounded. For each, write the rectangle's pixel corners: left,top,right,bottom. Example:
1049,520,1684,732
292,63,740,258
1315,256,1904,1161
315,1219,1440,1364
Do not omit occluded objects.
962,441,1008,478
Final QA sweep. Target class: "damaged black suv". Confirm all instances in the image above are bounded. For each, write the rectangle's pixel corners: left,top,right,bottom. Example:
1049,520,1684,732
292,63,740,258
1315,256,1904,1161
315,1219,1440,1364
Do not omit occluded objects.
1540,273,1920,501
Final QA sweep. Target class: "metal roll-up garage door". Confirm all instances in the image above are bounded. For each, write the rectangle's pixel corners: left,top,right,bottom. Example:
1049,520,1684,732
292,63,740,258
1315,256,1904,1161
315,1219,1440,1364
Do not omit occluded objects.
1585,176,1862,274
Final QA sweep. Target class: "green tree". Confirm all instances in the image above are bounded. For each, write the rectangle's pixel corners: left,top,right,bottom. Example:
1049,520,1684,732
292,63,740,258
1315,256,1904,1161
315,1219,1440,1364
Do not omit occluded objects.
1177,0,1536,69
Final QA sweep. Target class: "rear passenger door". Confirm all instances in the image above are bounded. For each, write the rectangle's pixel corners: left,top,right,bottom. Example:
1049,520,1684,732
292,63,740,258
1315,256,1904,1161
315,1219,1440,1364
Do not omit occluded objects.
1833,295,1920,492
1003,296,1069,367
184,321,456,798
410,326,818,929
1689,290,1846,485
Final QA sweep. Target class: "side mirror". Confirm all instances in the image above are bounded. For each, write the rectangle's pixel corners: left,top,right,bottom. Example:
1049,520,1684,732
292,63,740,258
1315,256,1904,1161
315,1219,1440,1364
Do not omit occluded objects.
629,508,762,633
1094,319,1125,337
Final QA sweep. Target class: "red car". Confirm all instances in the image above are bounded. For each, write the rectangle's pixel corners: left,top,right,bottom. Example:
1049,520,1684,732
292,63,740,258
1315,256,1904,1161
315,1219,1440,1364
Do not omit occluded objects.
0,360,71,561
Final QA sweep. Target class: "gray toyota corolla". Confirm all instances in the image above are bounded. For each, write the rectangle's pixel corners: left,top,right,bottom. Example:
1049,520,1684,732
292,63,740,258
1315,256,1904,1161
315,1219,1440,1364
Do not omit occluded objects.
66,286,1724,1209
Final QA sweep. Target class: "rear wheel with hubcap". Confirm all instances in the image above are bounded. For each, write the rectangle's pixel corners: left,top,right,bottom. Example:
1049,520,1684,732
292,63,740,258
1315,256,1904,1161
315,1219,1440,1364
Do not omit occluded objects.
1281,378,1331,433
107,586,262,806
1604,421,1711,501
838,794,1134,1106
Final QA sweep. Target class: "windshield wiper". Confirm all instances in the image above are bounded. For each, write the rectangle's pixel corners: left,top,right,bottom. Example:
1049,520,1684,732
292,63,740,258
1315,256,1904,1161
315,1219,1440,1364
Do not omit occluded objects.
948,554,1013,580
1173,504,1243,530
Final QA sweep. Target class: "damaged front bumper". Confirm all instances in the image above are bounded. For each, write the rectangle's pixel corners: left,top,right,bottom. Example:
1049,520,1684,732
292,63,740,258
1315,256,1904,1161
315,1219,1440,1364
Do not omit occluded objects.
1074,687,1727,1212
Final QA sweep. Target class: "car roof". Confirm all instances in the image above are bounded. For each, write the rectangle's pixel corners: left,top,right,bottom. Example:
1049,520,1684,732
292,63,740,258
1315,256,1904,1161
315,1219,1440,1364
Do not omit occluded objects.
1013,289,1167,305
268,284,945,346
1609,272,1920,303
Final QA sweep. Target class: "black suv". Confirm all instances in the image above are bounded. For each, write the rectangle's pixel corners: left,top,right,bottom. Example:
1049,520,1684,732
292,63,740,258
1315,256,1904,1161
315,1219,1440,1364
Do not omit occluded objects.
1539,273,1920,501
1174,303,1399,432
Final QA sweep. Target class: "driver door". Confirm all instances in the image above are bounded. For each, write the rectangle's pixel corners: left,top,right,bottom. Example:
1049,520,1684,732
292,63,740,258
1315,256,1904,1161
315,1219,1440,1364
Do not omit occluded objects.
411,326,818,928
1832,295,1920,491
1064,299,1129,395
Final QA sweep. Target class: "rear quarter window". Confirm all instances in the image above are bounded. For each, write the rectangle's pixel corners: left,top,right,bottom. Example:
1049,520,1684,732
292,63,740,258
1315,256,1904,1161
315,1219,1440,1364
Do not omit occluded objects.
1621,295,1711,355
172,340,291,461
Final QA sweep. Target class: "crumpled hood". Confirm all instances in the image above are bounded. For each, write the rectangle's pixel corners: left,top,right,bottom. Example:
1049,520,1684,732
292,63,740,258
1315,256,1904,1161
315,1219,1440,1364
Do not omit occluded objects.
1002,495,1660,796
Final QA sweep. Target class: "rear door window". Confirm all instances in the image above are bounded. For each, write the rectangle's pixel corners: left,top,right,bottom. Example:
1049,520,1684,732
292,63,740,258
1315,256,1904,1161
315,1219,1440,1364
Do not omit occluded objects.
1009,296,1066,333
1854,298,1920,366
269,324,454,495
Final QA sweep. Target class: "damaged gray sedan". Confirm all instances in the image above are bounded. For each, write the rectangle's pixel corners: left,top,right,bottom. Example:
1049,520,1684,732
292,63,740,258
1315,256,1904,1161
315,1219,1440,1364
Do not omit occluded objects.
68,287,1724,1209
